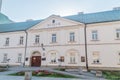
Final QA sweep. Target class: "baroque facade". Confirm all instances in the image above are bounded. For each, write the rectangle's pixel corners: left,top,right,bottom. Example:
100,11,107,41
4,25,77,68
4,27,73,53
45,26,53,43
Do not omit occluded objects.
0,9,120,70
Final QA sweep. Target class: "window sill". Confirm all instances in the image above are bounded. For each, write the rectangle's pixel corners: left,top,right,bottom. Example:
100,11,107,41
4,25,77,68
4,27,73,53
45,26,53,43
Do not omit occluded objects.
1,62,7,63
68,41,76,43
68,63,77,64
91,63,102,65
50,42,58,44
49,62,57,64
115,38,120,40
91,40,100,41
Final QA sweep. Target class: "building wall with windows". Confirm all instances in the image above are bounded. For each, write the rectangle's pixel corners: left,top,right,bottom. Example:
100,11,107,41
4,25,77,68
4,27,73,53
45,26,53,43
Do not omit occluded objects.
87,21,120,70
0,9,120,70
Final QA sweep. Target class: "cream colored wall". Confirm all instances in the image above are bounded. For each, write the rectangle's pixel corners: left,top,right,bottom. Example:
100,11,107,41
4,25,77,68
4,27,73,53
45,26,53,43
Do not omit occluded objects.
0,31,26,66
87,21,120,69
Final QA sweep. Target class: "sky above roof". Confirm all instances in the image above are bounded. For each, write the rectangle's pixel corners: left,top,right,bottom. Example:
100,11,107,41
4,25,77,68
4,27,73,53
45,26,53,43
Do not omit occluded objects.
1,0,120,22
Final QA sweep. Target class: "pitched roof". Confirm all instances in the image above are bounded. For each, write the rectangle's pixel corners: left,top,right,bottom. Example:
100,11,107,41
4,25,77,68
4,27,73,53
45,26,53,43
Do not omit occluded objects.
64,10,120,24
0,13,13,24
0,20,42,33
0,10,120,33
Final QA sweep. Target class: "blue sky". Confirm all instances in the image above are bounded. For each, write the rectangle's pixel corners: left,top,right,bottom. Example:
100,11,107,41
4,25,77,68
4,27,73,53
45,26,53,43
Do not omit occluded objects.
1,0,120,22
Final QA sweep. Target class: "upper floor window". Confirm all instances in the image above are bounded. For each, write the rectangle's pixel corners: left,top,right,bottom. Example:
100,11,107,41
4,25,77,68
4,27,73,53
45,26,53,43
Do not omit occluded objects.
35,35,40,44
70,32,75,42
3,54,7,63
5,38,9,46
18,53,22,63
52,34,56,43
19,36,24,45
92,52,100,64
116,29,120,39
92,30,98,40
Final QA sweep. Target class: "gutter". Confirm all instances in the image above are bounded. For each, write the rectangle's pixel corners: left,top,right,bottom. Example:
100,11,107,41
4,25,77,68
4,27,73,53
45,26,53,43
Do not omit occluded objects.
84,24,89,71
23,30,28,67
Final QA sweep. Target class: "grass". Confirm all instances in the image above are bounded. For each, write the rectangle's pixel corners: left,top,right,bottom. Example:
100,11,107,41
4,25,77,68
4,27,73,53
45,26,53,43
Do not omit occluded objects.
103,71,120,80
9,70,76,78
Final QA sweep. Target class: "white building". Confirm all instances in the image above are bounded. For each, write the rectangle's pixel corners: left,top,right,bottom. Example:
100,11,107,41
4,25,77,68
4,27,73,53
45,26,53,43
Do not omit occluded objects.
0,8,120,70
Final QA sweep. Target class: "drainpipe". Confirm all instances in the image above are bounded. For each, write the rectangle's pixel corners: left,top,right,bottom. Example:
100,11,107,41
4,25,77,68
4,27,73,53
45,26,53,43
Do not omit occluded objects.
84,24,89,71
23,30,28,67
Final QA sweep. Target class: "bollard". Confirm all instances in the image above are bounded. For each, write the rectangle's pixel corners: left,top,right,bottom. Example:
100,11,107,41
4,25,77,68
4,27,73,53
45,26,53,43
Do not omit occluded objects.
24,71,32,80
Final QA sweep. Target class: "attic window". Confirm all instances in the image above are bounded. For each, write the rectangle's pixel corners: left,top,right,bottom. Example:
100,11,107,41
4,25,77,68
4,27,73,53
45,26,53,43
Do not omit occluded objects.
52,20,55,23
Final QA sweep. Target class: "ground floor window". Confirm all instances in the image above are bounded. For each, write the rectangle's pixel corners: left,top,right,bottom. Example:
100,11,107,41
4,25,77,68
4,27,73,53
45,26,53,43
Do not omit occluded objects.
118,52,120,63
3,53,7,63
51,53,57,63
69,53,76,64
18,53,22,63
93,52,100,64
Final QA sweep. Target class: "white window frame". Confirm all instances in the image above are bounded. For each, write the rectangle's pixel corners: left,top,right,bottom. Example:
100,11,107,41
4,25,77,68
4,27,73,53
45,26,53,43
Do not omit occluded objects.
18,53,22,63
50,53,57,63
69,53,76,64
3,54,7,63
70,32,75,42
116,29,120,39
92,30,98,40
35,35,40,44
19,36,24,45
5,38,9,46
92,52,100,64
52,34,56,43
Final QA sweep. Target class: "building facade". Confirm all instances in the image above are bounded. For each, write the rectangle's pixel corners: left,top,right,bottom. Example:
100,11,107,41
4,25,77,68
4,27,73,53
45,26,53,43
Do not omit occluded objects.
0,9,120,70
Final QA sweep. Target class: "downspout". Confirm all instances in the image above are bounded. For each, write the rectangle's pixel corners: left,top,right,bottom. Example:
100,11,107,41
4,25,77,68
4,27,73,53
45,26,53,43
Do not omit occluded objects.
23,30,28,67
84,24,89,71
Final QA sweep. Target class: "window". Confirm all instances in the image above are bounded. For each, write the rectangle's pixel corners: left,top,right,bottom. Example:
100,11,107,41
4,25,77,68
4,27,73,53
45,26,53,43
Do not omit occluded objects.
81,56,85,62
93,52,100,64
116,29,120,39
70,53,76,64
18,54,22,63
51,53,56,63
3,54,7,63
52,34,56,43
5,38,9,46
118,52,120,63
19,36,24,45
70,32,75,42
92,30,98,40
60,56,64,62
35,35,40,44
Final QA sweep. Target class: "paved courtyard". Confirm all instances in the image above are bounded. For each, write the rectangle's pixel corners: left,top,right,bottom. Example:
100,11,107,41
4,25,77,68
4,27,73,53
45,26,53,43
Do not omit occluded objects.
0,67,106,80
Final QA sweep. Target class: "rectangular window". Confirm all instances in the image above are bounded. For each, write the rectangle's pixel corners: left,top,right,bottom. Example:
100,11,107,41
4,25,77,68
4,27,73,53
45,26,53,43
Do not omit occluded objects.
116,29,120,39
52,34,56,43
60,56,64,62
118,52,120,63
3,54,7,63
19,36,24,45
35,35,40,44
51,53,56,63
81,56,85,62
92,30,98,40
70,32,75,42
18,53,22,63
5,38,9,46
93,52,100,64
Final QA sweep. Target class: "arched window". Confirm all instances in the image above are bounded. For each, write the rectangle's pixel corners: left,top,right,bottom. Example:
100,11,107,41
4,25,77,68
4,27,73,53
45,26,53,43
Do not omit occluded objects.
51,53,56,63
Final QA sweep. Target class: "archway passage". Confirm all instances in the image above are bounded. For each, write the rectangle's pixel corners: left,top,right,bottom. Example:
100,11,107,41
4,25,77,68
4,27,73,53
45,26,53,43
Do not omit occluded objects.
31,51,41,67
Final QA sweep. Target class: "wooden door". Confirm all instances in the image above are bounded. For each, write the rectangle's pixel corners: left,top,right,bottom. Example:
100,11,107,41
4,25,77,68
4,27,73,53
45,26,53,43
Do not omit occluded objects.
31,56,41,67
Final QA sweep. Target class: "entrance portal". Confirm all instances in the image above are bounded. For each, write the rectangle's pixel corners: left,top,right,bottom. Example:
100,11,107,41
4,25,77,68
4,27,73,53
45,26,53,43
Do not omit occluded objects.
31,51,41,67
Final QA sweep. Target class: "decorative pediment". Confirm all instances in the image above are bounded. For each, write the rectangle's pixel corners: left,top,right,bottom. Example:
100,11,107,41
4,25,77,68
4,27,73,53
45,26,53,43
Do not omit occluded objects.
29,15,83,30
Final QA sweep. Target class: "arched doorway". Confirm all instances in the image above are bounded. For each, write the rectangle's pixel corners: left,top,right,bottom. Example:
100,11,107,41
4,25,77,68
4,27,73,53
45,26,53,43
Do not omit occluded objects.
31,51,41,67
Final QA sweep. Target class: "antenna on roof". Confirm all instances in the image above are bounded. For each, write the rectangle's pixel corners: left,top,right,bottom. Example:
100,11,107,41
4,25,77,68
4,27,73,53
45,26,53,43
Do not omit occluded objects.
0,0,2,12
